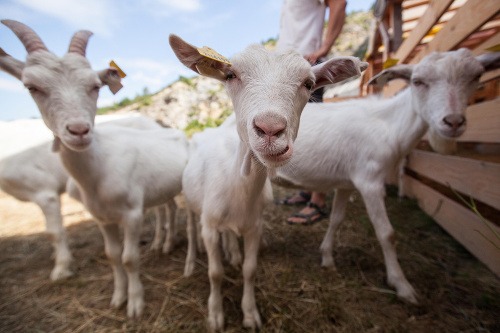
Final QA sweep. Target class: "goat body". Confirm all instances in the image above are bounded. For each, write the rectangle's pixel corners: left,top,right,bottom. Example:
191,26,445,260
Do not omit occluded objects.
169,34,367,331
55,125,188,317
0,114,173,281
0,141,71,280
0,20,189,317
274,49,498,303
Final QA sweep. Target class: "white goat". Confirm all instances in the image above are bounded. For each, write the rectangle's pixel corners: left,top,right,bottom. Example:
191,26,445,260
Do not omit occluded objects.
0,140,71,280
0,115,175,281
0,20,189,317
169,34,367,330
273,49,500,304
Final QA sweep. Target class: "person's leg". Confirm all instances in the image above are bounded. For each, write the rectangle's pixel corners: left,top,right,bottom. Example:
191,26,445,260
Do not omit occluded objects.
277,190,311,205
287,192,327,225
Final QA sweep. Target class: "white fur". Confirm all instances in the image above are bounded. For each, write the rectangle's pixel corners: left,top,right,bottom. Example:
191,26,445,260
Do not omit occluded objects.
0,114,170,281
0,21,189,318
0,140,71,280
169,34,367,331
274,49,492,304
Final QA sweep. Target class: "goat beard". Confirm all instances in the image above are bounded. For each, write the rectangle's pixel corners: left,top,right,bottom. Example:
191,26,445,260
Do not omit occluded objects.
52,136,62,152
240,149,252,176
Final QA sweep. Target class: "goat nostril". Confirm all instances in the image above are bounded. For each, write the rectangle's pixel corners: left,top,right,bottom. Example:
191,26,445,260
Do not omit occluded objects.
67,123,90,136
443,115,466,129
253,118,287,138
275,129,285,138
254,124,266,137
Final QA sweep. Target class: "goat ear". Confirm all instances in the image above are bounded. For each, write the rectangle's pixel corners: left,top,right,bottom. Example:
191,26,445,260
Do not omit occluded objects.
97,68,123,94
367,64,413,87
311,56,368,91
169,34,231,82
476,52,500,71
0,47,25,80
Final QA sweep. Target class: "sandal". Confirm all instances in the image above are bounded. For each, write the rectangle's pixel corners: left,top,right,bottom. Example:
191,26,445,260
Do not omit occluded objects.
276,191,311,206
286,202,327,225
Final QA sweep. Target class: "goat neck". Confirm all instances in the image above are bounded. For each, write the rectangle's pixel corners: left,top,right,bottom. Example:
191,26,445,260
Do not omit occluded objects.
382,88,429,156
56,133,102,195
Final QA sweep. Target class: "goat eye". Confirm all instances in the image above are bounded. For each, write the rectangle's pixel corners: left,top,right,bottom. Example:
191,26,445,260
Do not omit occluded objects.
26,86,39,94
412,79,426,87
226,71,236,80
304,79,314,90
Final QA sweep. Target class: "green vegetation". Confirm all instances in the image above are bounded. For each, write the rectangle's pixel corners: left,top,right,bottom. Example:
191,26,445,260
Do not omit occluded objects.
183,107,233,137
97,87,154,114
178,75,196,87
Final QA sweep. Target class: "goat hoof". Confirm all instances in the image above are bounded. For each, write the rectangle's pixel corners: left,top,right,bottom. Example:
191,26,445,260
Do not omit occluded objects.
207,312,224,332
398,288,418,305
243,310,262,330
110,292,127,309
127,298,145,318
50,267,73,281
320,256,335,269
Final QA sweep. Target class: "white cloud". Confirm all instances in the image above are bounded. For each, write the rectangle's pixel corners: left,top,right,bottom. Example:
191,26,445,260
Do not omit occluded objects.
140,0,202,17
0,2,32,22
153,0,201,12
0,77,25,92
16,0,120,37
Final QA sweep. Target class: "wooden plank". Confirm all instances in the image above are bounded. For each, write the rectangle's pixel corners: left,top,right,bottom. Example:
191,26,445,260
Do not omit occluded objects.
395,0,454,63
407,149,500,211
392,2,403,51
402,0,429,10
402,5,428,23
383,80,407,97
409,0,500,64
404,175,500,277
481,68,500,83
459,98,500,142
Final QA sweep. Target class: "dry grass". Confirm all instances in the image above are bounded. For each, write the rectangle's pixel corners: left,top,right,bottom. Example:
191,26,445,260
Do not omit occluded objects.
0,186,499,332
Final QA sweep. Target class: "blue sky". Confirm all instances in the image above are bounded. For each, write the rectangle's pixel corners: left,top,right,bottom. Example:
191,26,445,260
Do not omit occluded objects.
0,0,374,121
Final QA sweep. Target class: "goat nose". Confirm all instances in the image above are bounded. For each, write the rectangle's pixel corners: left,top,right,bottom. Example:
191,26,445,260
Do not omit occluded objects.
253,117,287,139
443,115,466,130
67,123,90,136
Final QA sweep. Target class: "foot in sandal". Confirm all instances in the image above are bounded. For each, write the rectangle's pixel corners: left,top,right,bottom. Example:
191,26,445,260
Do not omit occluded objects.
287,202,327,225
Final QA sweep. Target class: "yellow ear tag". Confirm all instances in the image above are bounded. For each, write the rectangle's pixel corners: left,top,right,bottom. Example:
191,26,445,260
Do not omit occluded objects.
485,44,500,52
109,60,127,78
197,46,231,65
383,58,399,69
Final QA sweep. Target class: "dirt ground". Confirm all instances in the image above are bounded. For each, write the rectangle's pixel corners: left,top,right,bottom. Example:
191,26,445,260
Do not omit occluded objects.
0,186,499,332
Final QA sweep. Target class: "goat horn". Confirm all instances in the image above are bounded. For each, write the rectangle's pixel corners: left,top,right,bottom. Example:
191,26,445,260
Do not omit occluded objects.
68,30,93,57
1,19,48,54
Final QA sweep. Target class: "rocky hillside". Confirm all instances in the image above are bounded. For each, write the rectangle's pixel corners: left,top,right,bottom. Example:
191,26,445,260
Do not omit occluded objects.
115,76,232,134
111,10,373,133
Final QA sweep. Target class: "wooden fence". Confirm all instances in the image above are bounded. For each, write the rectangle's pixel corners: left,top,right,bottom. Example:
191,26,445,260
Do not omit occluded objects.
362,0,500,276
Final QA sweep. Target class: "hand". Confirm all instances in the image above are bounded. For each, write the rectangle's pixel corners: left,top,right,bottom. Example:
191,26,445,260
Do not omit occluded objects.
304,48,327,65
